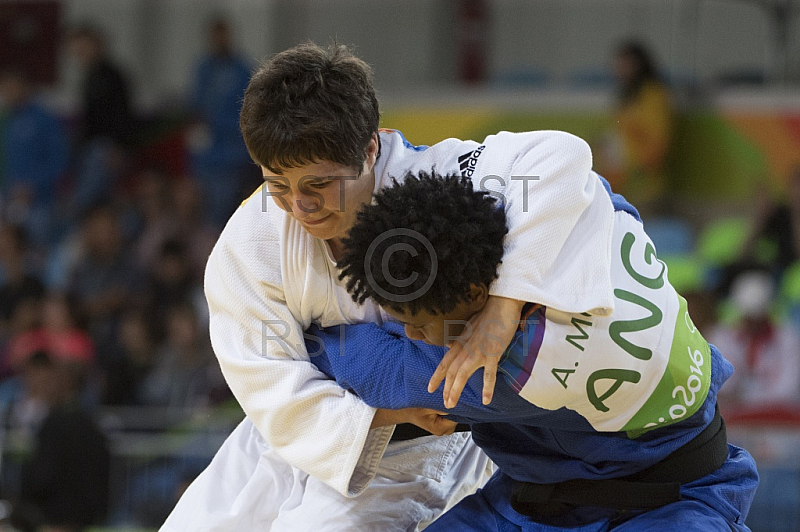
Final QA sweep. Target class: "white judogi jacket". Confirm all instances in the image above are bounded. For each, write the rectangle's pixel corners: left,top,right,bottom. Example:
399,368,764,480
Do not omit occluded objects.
204,129,616,497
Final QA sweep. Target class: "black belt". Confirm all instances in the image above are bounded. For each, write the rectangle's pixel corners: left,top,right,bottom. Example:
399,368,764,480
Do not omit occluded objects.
390,423,471,441
511,406,728,518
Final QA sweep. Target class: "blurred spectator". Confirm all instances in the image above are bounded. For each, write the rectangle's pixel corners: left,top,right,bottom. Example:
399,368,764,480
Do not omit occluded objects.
42,226,83,292
10,350,109,532
707,168,800,300
66,24,135,220
171,178,219,282
6,292,94,372
739,167,800,275
609,41,674,216
129,165,175,270
142,239,204,339
186,17,256,228
103,308,156,406
0,225,44,344
133,176,218,282
0,293,44,437
2,292,96,420
0,300,41,397
66,204,141,358
0,69,69,245
139,303,228,409
708,270,800,408
683,289,719,337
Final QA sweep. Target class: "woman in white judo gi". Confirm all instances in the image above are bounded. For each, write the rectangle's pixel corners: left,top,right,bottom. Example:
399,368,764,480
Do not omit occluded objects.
162,42,616,531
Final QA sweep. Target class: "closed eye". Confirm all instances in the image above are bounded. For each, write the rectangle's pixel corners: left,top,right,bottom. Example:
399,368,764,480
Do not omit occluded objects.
265,179,288,190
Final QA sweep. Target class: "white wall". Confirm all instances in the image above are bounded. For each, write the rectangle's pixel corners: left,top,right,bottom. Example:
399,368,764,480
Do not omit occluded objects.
269,0,450,89
29,0,800,112
488,0,779,85
696,0,774,81
304,0,440,87
59,0,275,109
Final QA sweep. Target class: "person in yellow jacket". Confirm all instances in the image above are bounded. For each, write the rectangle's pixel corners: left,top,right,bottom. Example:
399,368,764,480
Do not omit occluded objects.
613,42,673,217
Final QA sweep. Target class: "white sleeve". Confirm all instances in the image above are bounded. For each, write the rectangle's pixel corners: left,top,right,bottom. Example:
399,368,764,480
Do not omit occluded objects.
470,130,616,316
205,228,393,497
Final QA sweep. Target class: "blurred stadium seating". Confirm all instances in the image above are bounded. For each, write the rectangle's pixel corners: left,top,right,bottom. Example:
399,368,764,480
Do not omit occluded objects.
726,407,800,531
0,404,244,529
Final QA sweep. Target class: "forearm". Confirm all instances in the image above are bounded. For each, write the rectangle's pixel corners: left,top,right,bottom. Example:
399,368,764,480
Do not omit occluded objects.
308,322,535,422
207,237,389,497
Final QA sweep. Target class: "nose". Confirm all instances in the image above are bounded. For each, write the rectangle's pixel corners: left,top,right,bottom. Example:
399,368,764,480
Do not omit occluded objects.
404,324,426,342
290,190,321,219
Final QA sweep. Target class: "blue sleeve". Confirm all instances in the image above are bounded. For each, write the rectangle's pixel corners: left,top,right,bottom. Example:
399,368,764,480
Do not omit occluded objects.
41,113,69,181
306,321,537,423
26,110,68,204
190,59,209,114
596,173,640,221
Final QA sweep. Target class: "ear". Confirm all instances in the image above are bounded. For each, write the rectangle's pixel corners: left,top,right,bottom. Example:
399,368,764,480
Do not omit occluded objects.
364,133,379,171
468,283,489,309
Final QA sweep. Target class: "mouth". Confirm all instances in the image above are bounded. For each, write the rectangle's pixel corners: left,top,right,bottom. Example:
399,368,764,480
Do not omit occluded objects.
301,214,332,226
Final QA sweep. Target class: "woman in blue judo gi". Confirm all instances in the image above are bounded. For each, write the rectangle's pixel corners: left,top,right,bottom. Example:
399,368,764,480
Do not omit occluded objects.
308,170,758,531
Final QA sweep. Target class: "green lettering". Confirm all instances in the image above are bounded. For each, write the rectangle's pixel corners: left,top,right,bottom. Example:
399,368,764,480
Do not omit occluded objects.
586,369,642,412
552,368,576,389
565,314,593,352
621,232,665,289
609,289,663,361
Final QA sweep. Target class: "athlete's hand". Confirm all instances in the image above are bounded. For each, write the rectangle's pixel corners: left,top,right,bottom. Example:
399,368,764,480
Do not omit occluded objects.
371,407,457,436
428,295,525,409
407,408,458,436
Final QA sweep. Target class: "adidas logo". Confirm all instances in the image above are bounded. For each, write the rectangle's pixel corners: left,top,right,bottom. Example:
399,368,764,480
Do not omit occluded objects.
458,145,485,177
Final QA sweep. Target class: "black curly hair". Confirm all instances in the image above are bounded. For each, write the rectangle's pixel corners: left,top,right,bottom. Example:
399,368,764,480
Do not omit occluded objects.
337,170,508,316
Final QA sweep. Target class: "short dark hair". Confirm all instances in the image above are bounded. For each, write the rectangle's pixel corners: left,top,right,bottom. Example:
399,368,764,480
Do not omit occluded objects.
69,23,105,46
0,223,28,252
240,42,380,175
26,349,53,368
616,41,659,102
208,15,230,32
337,170,508,316
0,66,30,85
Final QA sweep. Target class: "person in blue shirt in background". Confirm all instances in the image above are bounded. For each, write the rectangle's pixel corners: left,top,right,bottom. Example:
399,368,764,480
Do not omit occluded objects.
0,68,69,246
66,25,136,224
187,17,256,228
308,170,758,531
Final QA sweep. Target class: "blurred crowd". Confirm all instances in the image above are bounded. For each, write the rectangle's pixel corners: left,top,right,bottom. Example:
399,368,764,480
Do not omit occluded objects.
642,165,800,415
0,18,258,531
